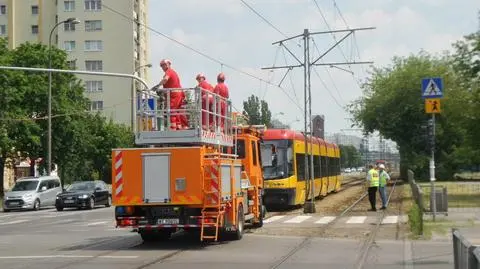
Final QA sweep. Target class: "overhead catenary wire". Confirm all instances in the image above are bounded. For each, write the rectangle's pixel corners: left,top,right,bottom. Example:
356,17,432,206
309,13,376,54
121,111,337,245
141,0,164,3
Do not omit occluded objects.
332,0,368,80
311,0,363,88
311,38,345,104
102,3,303,112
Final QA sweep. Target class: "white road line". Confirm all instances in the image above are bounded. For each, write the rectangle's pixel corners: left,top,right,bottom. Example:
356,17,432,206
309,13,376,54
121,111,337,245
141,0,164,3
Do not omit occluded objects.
0,255,138,259
346,216,367,224
284,215,312,223
263,216,285,223
382,215,399,224
314,216,336,224
49,219,75,225
85,221,108,226
0,219,29,225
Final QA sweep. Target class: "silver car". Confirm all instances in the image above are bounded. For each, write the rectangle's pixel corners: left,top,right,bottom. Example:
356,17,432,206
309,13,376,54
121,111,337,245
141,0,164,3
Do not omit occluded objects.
3,176,63,212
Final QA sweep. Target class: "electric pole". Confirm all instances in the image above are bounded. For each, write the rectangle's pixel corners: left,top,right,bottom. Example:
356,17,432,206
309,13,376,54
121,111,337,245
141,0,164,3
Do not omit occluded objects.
262,27,375,213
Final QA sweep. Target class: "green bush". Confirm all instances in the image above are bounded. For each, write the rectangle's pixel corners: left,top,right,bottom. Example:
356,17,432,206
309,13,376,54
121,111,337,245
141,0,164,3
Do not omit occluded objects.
408,202,423,236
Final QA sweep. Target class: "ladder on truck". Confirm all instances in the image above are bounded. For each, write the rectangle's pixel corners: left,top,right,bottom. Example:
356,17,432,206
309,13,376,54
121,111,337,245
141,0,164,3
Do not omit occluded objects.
200,152,224,241
135,87,234,241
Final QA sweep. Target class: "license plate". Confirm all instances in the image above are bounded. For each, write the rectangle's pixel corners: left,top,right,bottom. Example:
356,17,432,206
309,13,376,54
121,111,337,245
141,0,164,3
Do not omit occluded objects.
9,202,19,206
157,218,179,225
64,200,74,204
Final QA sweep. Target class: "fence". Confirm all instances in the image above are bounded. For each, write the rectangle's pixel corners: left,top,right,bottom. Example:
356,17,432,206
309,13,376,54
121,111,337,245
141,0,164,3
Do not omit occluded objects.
420,182,480,213
452,228,480,269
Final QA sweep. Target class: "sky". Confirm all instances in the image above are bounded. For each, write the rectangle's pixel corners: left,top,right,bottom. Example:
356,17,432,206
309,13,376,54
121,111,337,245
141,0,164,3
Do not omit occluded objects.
145,0,479,137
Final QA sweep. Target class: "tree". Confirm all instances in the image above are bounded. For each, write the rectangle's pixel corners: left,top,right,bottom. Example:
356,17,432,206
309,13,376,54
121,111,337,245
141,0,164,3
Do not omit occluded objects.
0,41,134,193
348,51,468,180
242,94,272,126
339,145,362,168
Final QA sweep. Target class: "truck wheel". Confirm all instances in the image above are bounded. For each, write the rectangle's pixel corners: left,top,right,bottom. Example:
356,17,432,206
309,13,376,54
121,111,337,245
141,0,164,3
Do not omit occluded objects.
56,206,64,211
232,205,244,240
252,204,265,228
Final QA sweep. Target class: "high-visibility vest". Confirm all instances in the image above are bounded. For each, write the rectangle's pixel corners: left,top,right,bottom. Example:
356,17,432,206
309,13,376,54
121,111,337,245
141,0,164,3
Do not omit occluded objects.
368,169,379,187
379,171,388,187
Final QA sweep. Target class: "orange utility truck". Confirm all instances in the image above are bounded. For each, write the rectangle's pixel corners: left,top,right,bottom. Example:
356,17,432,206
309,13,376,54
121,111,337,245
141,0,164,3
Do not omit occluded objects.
113,87,265,242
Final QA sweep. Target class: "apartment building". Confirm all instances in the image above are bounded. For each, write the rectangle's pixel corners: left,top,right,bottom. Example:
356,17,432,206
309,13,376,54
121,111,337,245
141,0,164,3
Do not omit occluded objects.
0,0,150,127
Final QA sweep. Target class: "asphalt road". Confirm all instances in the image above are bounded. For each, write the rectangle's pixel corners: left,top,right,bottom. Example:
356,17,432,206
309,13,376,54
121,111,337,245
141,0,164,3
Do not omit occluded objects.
0,206,452,269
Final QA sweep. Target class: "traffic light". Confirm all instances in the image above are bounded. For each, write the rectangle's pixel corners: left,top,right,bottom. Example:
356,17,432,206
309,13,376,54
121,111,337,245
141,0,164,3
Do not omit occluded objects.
426,118,435,150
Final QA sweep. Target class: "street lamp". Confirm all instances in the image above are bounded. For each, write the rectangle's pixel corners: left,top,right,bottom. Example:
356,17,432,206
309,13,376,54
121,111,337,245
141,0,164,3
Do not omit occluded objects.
47,17,80,176
132,64,152,130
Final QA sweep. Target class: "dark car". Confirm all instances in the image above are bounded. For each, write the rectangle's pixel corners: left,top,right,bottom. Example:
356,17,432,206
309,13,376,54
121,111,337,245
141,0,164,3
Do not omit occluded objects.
55,180,111,211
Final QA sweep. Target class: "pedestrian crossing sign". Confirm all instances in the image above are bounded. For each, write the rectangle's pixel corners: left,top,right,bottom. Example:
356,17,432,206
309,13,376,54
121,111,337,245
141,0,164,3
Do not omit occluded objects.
422,77,443,98
425,98,441,114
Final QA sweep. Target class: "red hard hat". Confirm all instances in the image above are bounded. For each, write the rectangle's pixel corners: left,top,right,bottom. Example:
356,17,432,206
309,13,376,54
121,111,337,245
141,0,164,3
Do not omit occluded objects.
196,73,205,80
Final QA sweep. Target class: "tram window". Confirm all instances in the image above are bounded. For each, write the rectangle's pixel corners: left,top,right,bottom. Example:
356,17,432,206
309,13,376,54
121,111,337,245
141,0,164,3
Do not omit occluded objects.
296,153,306,181
236,139,245,159
314,156,321,178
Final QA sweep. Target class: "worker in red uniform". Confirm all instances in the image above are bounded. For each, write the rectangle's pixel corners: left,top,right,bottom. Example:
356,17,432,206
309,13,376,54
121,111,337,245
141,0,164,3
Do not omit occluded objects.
213,73,229,132
196,73,214,130
156,59,188,130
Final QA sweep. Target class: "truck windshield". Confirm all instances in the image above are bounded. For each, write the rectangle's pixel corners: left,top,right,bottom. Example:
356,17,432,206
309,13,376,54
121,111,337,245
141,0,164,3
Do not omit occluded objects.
261,139,293,180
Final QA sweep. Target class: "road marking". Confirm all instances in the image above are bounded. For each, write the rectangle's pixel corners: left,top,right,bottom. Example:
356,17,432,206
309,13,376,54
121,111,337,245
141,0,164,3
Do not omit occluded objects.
382,216,398,224
49,219,75,225
315,216,336,224
0,219,29,225
399,215,409,223
85,221,108,226
284,215,311,223
0,255,138,259
346,216,366,224
264,216,285,223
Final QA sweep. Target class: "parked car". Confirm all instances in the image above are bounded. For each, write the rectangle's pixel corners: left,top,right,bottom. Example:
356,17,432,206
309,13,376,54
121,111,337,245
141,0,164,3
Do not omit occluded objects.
55,180,111,211
3,176,62,212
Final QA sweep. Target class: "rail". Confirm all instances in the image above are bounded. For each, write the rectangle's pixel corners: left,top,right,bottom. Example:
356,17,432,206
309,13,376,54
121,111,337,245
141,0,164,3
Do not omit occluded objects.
452,228,480,269
136,87,234,146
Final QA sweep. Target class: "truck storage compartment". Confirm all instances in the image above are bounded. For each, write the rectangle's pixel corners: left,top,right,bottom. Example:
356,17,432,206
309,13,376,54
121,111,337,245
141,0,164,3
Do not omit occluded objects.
112,147,204,206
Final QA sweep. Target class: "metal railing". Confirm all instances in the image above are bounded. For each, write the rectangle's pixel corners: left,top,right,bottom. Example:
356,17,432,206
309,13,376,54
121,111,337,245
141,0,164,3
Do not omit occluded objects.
453,228,480,269
136,87,233,135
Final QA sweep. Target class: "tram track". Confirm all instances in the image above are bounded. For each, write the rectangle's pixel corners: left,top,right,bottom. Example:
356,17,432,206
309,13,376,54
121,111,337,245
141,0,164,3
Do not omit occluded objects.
269,174,401,269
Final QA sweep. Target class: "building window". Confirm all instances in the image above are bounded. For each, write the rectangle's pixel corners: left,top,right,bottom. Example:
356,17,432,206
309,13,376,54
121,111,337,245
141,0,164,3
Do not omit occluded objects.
66,60,76,69
85,81,103,92
0,5,6,15
85,0,101,11
63,41,76,51
64,0,75,12
85,60,102,71
64,22,76,31
31,25,39,34
0,25,6,35
85,20,102,31
90,101,103,111
84,40,103,51
31,5,39,15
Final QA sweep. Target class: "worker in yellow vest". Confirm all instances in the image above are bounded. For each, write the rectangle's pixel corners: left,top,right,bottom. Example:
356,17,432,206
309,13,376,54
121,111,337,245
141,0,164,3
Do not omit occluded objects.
378,163,390,210
366,164,379,211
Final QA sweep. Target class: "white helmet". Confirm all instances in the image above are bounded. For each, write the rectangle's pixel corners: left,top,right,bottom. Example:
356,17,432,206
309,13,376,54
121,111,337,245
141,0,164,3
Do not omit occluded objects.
378,164,385,169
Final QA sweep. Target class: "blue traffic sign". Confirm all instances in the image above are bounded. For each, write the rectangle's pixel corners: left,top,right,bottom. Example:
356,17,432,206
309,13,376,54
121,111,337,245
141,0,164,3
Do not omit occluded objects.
137,98,155,115
422,77,443,98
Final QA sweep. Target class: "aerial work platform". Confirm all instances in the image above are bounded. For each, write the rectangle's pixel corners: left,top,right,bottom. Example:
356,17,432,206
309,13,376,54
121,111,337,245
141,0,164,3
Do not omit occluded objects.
135,87,234,147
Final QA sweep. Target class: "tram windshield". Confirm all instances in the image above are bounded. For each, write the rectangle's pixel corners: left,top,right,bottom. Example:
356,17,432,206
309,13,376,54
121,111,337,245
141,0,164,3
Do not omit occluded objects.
261,139,293,180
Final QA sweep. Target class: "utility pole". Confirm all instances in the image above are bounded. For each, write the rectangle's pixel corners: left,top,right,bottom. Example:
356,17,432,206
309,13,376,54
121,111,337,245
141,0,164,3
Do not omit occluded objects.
262,27,375,213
